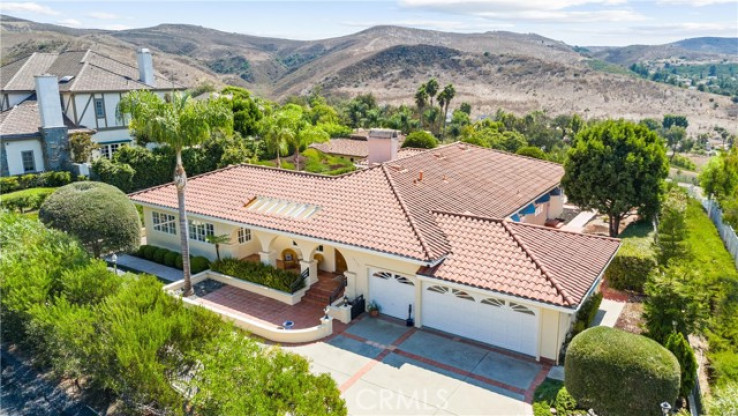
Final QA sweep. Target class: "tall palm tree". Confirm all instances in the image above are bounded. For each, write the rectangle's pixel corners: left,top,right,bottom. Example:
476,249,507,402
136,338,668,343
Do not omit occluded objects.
414,86,428,128
440,84,456,139
119,91,233,296
425,78,439,108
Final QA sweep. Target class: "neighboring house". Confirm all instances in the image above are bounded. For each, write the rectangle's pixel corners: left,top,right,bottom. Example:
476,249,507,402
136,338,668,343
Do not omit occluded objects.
130,141,620,363
310,128,414,164
0,49,185,176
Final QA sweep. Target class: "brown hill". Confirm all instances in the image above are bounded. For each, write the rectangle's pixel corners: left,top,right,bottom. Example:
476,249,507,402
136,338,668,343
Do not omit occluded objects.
1,15,736,133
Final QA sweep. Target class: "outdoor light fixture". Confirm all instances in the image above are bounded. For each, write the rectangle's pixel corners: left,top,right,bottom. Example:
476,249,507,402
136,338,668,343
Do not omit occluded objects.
342,296,349,307
111,253,118,275
660,401,672,416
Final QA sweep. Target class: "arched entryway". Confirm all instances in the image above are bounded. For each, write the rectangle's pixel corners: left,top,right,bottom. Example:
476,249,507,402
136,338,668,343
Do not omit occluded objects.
335,250,348,274
314,253,325,270
280,248,299,270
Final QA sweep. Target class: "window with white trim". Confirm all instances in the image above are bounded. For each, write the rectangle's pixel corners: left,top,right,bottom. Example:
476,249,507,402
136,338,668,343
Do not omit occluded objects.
21,150,35,172
188,220,214,242
237,227,251,244
94,98,105,118
99,143,122,160
152,211,176,235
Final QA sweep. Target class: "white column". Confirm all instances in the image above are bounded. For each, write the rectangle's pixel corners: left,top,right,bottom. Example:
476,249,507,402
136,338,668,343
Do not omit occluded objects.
259,251,273,266
343,271,357,299
414,278,423,328
299,259,318,285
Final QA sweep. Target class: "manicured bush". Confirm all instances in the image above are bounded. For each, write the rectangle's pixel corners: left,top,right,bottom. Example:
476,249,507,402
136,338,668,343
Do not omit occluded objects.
0,187,56,213
604,243,657,292
164,251,178,268
175,254,184,269
665,332,698,398
39,182,141,257
152,247,168,264
39,171,72,187
211,258,304,293
142,245,157,261
571,292,603,338
0,171,75,194
516,146,546,160
190,256,210,274
402,131,438,149
0,176,20,193
565,326,680,416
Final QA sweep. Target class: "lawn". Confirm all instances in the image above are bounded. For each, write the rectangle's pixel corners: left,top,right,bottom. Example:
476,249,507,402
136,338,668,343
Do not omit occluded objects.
685,199,738,281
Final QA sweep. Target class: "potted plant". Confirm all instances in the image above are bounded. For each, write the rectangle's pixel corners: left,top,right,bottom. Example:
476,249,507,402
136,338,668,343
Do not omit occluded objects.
367,301,380,317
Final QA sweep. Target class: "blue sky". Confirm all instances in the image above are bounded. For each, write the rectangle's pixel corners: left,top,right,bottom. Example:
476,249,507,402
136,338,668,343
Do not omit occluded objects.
1,0,736,46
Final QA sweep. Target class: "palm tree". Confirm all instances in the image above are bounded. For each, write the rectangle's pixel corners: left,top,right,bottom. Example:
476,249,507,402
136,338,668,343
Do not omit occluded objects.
118,91,233,296
259,104,302,168
440,84,455,139
206,234,231,262
425,78,439,107
414,86,428,128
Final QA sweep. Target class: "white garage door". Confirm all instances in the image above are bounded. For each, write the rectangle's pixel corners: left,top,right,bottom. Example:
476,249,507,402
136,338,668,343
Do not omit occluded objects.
422,284,539,357
369,270,416,320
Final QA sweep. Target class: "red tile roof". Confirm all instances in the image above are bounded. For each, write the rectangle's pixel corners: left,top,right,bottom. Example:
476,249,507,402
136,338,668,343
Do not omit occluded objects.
420,212,620,307
130,142,566,264
310,138,369,158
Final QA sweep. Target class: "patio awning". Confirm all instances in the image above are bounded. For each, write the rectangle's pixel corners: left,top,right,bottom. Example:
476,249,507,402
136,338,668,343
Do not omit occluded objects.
519,204,536,216
510,213,521,222
535,194,551,204
550,187,562,196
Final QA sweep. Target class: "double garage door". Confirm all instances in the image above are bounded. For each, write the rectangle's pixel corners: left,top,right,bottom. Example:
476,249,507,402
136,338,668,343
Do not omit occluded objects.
422,284,539,357
369,269,540,357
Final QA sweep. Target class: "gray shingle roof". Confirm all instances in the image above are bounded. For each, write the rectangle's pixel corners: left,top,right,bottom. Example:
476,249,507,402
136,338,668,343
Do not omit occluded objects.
1,50,184,92
0,99,90,137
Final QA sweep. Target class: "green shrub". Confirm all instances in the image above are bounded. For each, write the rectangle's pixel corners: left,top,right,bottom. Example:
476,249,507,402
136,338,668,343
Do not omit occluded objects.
0,188,56,213
516,146,546,160
175,254,183,269
211,258,303,293
39,182,141,257
555,387,577,415
570,292,603,338
39,171,72,187
665,332,698,397
0,176,20,193
164,251,178,268
565,327,680,416
671,154,697,171
402,131,438,149
190,256,210,274
142,245,157,261
325,166,356,176
152,247,168,264
605,243,657,292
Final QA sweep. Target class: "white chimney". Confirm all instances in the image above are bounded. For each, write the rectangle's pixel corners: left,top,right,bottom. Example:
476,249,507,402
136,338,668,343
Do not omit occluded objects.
34,74,64,128
137,48,155,86
367,129,399,165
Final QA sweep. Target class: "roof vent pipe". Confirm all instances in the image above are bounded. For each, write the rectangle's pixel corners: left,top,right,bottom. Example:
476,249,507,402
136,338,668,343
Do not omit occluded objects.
418,171,424,181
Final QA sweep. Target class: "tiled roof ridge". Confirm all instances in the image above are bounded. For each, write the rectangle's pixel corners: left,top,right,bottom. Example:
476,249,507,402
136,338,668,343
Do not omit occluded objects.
4,52,38,90
86,50,183,89
500,220,574,306
432,210,573,306
381,164,434,261
82,61,153,90
447,140,565,168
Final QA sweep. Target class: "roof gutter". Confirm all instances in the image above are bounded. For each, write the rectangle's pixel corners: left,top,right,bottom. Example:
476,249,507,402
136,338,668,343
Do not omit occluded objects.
132,200,433,267
571,239,622,314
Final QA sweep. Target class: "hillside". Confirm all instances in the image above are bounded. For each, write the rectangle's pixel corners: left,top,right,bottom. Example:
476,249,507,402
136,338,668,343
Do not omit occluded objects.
588,37,738,66
1,15,736,133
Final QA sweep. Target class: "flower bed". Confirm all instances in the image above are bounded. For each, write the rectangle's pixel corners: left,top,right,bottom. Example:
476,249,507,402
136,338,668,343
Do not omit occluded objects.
210,258,305,293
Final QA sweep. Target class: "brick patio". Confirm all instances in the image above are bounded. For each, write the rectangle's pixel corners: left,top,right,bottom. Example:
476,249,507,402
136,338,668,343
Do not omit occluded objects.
198,284,338,330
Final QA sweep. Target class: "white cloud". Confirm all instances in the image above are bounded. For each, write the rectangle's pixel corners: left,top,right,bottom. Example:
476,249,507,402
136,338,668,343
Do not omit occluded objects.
57,18,82,27
0,2,60,16
398,0,645,24
657,0,736,5
86,12,119,20
103,24,131,31
630,21,737,35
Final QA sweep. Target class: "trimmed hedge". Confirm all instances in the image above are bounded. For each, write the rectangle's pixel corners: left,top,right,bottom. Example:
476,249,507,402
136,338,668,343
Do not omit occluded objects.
565,327,680,416
402,131,438,149
135,244,210,273
605,243,657,292
211,258,305,293
0,187,57,213
571,292,603,336
1,171,75,194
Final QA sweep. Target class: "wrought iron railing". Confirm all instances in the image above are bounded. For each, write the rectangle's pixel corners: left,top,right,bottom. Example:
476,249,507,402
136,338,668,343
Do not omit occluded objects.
328,274,348,305
289,268,310,293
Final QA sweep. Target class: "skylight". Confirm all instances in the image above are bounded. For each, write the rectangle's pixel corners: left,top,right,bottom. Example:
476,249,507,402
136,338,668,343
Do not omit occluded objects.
245,196,320,219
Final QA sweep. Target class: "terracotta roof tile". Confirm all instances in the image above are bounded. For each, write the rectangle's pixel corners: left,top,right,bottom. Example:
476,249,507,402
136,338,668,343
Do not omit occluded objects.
310,138,369,158
421,212,620,307
130,142,570,264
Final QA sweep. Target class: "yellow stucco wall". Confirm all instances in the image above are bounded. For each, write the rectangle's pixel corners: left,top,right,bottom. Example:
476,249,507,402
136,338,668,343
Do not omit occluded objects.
141,204,574,361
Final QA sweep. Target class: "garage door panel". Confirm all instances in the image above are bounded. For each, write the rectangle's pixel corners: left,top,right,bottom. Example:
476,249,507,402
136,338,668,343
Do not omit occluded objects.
422,284,539,357
369,269,415,320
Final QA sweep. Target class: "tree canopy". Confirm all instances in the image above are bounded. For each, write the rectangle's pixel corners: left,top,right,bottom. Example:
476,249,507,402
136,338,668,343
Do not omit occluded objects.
39,182,141,257
562,120,669,237
402,131,438,149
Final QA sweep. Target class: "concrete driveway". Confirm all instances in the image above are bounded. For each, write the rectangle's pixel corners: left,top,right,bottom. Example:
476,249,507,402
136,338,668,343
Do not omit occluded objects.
285,316,548,415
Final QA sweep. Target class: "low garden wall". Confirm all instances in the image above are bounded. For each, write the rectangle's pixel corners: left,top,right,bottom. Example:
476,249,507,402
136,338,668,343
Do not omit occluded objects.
163,271,331,343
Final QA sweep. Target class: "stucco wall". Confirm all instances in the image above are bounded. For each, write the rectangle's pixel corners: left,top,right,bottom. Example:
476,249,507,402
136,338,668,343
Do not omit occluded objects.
3,139,45,176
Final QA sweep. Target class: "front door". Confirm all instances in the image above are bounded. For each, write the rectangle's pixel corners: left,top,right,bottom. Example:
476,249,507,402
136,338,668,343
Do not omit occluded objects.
335,250,347,274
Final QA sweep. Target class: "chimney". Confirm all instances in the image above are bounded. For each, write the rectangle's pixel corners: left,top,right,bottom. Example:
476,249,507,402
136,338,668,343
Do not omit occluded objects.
34,74,64,128
137,48,155,86
367,129,399,164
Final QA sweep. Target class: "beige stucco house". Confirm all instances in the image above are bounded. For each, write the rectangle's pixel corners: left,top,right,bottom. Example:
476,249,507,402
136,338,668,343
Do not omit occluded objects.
130,141,619,363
